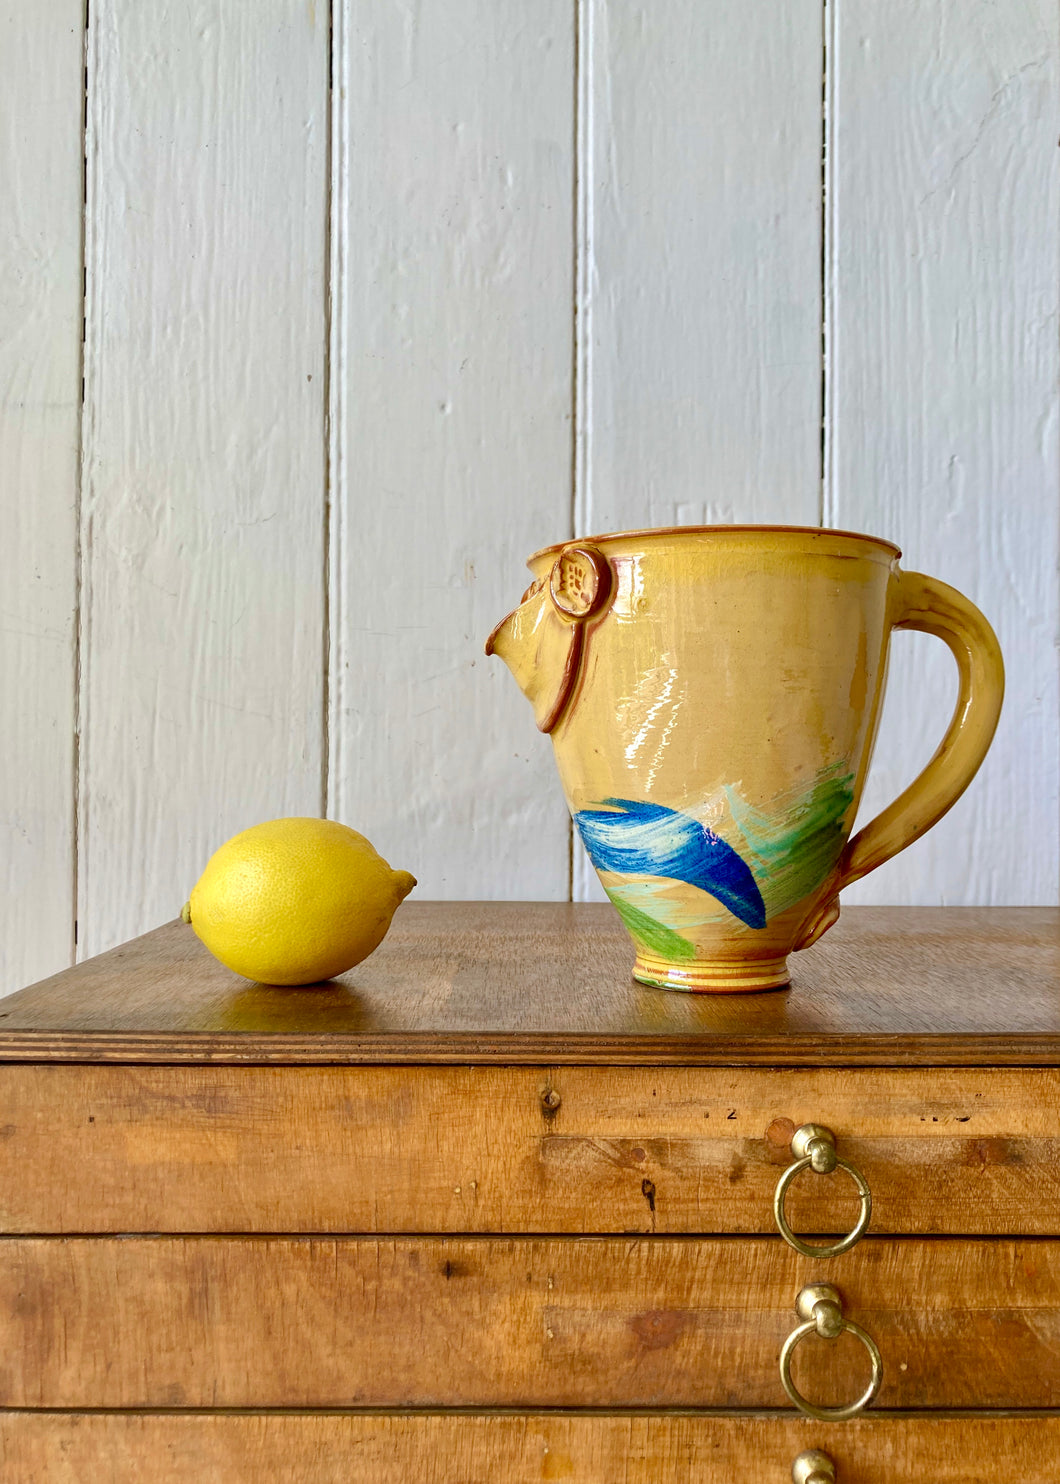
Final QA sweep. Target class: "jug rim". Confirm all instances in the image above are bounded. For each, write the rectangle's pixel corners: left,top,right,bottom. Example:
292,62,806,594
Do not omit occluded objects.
528,523,902,564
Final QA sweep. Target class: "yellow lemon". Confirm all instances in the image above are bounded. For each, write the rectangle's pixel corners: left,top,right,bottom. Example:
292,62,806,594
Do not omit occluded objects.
183,818,416,985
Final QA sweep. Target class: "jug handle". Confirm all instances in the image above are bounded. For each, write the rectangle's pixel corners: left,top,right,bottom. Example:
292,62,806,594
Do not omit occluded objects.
795,570,1004,950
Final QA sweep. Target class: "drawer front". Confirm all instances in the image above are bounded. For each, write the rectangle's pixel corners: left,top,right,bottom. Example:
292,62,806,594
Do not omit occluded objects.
2,1235,1058,1409
2,1412,1060,1483
2,1064,1058,1235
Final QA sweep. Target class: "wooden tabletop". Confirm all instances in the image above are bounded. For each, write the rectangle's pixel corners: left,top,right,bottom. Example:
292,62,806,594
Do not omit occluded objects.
2,903,1057,1066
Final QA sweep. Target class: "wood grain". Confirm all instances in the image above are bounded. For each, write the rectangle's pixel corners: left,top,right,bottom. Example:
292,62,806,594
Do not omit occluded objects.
329,0,574,901
3,1235,1058,1408
77,0,329,960
2,904,1057,1065
571,0,824,903
3,1412,1059,1484
3,1063,1058,1236
0,2,82,993
829,0,1059,908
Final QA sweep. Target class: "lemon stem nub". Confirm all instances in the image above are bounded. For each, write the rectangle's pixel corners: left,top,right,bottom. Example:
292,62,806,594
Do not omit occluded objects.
394,871,417,902
181,901,193,924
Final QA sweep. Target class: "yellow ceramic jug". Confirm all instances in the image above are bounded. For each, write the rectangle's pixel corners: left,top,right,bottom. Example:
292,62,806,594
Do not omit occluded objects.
487,526,1004,992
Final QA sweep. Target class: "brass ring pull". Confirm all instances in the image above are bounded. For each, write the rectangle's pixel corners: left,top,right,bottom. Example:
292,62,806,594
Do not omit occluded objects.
792,1451,836,1484
773,1123,872,1258
780,1283,882,1422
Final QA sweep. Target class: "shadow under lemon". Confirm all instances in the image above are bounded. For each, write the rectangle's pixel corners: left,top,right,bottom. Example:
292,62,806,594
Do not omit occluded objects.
214,978,384,1035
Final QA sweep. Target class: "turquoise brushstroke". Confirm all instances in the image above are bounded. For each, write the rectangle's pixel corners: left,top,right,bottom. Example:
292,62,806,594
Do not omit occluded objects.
726,762,855,917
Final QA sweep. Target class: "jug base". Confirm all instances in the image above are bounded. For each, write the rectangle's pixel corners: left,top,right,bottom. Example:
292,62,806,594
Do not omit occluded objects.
633,952,791,994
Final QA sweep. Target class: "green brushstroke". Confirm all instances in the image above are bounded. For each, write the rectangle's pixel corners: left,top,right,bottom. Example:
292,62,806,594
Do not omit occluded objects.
726,762,855,918
605,890,697,961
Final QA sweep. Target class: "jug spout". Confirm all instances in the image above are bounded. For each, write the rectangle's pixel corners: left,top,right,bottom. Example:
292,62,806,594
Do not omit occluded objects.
485,581,570,733
483,596,531,682
486,542,615,733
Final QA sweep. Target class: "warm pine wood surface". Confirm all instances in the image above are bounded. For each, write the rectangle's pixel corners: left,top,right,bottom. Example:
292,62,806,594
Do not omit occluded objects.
2,904,1056,1065
2,907,1057,1467
4,1235,1058,1409
3,1413,1059,1484
3,1064,1058,1236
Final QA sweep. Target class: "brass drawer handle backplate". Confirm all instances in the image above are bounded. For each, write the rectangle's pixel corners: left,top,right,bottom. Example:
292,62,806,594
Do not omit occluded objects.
792,1451,836,1484
780,1282,883,1422
773,1123,872,1257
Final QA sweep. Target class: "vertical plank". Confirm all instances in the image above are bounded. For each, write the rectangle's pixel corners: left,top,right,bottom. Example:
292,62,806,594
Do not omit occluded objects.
330,0,574,899
573,0,825,899
831,0,1059,904
79,1,329,956
582,0,824,534
0,4,83,991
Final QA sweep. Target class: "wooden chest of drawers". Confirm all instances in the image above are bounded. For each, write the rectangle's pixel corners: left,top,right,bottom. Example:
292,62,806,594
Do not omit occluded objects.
1,903,1057,1480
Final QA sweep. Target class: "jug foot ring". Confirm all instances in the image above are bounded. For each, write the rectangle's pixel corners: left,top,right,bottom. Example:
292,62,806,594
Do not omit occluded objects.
632,953,791,994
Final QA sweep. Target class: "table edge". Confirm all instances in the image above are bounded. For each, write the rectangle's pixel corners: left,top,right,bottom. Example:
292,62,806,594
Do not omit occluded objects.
1,1030,1058,1067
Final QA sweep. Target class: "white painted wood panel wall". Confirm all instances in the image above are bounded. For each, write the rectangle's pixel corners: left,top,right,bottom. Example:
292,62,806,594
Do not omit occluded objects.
2,0,1057,992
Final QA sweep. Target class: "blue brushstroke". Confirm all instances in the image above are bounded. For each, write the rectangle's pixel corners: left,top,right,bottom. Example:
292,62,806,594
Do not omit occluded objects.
574,798,767,930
